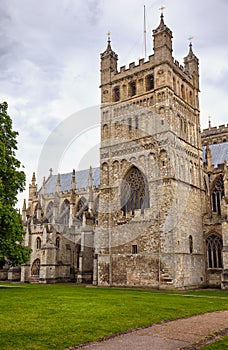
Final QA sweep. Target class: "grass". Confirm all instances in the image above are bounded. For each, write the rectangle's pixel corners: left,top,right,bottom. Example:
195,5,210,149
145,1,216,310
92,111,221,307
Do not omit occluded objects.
0,283,228,350
201,336,228,349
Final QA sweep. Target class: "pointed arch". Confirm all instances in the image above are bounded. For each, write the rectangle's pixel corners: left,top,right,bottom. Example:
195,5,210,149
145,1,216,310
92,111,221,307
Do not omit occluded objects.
211,175,224,216
46,201,54,222
31,259,40,276
145,74,154,91
206,233,223,269
76,197,87,220
121,166,149,215
36,237,41,249
60,199,70,224
56,236,60,249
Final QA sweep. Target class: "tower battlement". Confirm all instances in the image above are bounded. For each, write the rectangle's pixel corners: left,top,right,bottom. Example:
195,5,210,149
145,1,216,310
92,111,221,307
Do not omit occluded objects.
202,124,228,145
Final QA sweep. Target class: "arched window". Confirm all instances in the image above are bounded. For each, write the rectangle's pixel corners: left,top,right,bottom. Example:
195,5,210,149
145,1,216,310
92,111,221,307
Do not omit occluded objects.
128,118,132,131
189,235,193,254
60,199,70,225
113,86,120,102
189,91,193,104
46,201,53,222
181,84,185,99
31,259,40,276
36,237,41,249
56,237,60,249
135,116,139,130
129,81,136,97
173,77,176,93
121,166,149,215
206,234,223,268
102,124,109,140
145,74,154,91
211,176,224,216
76,197,87,220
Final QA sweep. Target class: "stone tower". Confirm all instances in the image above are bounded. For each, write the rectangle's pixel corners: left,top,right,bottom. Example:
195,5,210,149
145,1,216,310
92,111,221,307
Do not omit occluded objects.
94,13,206,288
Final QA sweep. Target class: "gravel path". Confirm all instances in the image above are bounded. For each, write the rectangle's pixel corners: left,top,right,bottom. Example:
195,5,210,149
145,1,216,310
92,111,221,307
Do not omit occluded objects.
68,310,228,350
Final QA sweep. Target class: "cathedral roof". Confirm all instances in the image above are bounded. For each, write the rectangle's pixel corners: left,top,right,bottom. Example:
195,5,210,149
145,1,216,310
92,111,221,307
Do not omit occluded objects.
43,167,100,195
41,143,228,195
202,142,228,167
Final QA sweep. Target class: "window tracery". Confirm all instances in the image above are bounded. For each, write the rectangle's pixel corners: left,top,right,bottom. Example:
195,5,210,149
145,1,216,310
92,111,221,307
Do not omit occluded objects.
211,176,224,216
31,259,40,276
121,166,148,215
206,234,223,269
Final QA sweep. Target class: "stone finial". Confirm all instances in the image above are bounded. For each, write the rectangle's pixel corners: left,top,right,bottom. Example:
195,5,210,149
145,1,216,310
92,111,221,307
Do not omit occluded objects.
31,172,36,186
49,168,53,177
208,116,212,129
56,173,61,193
102,32,113,55
22,199,26,211
153,9,172,36
88,166,94,212
184,41,199,64
71,169,76,191
29,172,37,200
206,145,212,170
88,166,93,188
101,32,118,60
42,177,46,195
22,199,27,223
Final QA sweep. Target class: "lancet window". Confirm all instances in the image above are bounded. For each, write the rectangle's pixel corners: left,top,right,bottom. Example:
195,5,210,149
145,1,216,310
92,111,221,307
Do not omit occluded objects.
145,74,154,91
129,81,136,97
36,237,41,249
206,234,223,269
113,86,120,102
211,176,224,216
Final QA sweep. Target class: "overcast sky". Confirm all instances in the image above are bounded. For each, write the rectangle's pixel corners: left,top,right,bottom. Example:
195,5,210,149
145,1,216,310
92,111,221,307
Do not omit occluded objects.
0,0,227,205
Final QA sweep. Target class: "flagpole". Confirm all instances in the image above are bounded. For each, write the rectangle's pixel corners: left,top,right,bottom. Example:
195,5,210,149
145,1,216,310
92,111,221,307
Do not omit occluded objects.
144,5,147,59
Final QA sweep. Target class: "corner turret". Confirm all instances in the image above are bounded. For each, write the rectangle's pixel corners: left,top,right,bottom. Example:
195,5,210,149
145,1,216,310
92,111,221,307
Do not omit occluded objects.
184,42,199,90
28,172,37,203
100,34,118,103
153,13,173,63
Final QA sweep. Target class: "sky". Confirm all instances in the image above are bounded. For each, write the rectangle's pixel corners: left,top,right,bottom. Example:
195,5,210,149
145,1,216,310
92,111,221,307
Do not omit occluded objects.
0,0,228,206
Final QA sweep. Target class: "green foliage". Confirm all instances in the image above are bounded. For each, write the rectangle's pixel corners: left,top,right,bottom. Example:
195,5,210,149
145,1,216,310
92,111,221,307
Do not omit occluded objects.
0,284,228,350
0,102,31,266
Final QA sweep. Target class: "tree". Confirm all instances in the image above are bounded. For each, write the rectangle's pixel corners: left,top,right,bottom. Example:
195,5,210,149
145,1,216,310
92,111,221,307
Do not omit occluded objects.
0,102,31,267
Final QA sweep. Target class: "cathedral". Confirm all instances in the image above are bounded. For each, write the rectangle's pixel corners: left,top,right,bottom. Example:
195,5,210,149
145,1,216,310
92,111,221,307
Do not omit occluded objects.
2,13,228,289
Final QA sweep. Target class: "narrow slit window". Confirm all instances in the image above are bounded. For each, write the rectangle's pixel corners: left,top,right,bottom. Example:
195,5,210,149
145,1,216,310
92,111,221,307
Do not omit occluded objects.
132,245,138,254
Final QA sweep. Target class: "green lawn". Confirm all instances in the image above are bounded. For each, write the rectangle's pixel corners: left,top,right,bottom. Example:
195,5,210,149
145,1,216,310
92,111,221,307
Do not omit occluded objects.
0,283,228,350
201,336,228,349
